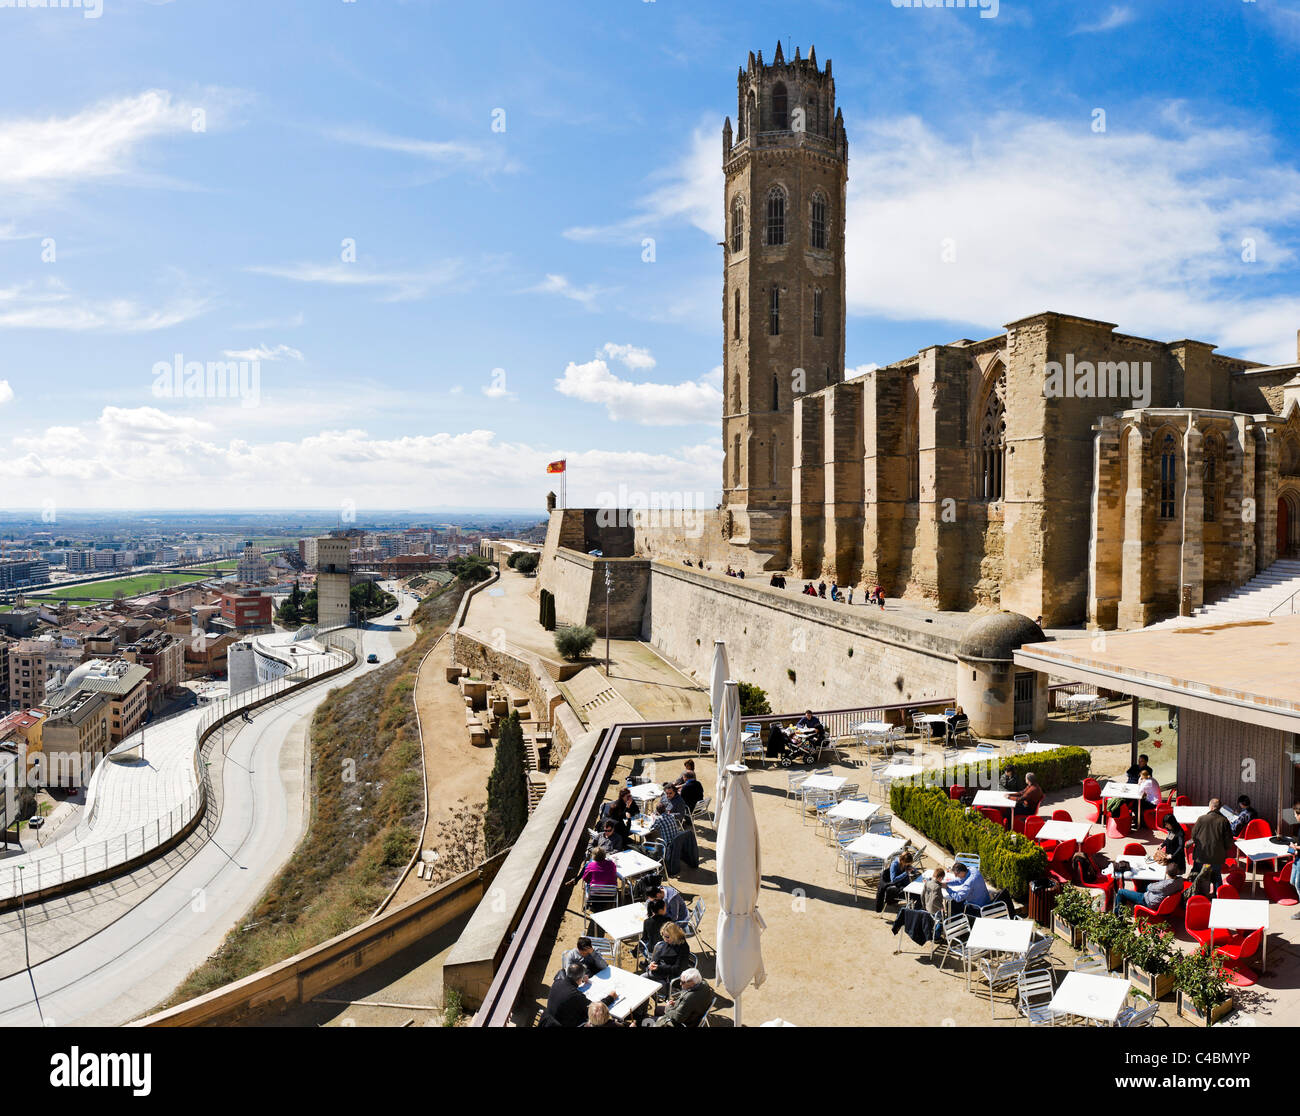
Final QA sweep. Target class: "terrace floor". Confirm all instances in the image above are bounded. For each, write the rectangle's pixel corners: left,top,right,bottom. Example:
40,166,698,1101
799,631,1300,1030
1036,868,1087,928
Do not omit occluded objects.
525,714,1300,1027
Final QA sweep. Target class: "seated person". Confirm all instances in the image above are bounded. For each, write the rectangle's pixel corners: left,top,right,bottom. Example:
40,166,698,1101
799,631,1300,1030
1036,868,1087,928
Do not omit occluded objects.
589,819,625,856
649,801,684,849
678,770,704,812
1155,812,1187,875
647,880,688,925
1113,863,1182,913
795,709,825,743
543,962,601,1027
1013,772,1044,816
641,898,670,961
1125,753,1151,784
1070,850,1101,885
559,936,609,979
1231,795,1260,837
659,782,688,817
585,1001,622,1028
640,968,713,1028
943,861,990,916
765,721,790,760
922,867,947,916
874,851,917,913
604,787,639,839
669,760,696,788
579,847,618,891
1135,768,1161,828
647,921,689,991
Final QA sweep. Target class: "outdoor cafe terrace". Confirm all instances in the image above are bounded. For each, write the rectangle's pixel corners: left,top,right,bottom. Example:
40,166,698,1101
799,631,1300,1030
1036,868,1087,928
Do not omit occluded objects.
515,694,1300,1028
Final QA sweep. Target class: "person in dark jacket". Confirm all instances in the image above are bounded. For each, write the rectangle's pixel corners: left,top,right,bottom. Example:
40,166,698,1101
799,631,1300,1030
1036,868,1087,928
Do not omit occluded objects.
1231,795,1260,837
640,898,670,963
678,771,704,811
874,852,916,913
604,787,639,840
543,963,599,1027
1158,814,1187,875
640,969,712,1027
1191,798,1234,888
647,922,689,991
1125,753,1150,784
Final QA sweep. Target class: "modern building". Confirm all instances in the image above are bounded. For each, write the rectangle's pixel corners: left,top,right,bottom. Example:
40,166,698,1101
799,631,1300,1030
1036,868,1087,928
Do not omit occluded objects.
218,591,273,632
46,659,150,745
40,688,111,788
122,631,185,710
0,558,49,590
316,536,352,631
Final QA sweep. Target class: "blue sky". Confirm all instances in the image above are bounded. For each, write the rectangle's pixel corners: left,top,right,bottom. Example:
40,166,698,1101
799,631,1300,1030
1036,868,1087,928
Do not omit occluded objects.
2,0,1300,513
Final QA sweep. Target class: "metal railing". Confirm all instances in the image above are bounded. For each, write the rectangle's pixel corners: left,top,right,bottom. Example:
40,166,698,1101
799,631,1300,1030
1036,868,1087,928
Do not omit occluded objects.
0,632,357,904
1269,587,1300,616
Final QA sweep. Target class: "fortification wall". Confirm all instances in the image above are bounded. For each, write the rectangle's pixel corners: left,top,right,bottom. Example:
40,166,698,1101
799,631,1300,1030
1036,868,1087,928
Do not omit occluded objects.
642,563,960,710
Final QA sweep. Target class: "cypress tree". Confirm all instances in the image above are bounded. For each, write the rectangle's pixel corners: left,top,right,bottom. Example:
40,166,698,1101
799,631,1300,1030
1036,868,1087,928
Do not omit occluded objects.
485,712,529,855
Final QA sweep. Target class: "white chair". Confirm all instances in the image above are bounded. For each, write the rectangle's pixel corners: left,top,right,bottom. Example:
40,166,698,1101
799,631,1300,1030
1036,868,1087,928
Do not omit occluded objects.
697,726,713,755
1116,1001,1159,1027
1017,970,1056,1026
785,770,809,803
850,855,886,900
1024,935,1055,972
973,957,1027,1018
955,852,981,873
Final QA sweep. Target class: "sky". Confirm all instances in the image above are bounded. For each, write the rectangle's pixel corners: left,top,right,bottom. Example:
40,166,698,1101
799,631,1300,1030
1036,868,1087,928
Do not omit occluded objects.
2,0,1300,515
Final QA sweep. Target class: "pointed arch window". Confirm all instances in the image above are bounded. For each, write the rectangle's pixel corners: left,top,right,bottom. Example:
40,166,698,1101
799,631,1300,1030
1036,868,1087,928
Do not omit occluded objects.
765,187,786,246
1159,432,1178,519
810,192,828,250
769,286,780,336
771,374,779,411
905,379,920,502
979,377,1007,502
812,288,824,337
808,94,819,136
772,82,788,130
732,434,741,488
730,198,744,252
733,289,741,339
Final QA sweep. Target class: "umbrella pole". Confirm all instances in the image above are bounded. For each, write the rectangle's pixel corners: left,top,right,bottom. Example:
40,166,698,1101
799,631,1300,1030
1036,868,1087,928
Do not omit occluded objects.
734,993,741,1028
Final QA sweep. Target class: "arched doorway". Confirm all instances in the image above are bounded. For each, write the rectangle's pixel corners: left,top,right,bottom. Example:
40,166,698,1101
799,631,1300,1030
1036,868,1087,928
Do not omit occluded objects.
1280,490,1300,558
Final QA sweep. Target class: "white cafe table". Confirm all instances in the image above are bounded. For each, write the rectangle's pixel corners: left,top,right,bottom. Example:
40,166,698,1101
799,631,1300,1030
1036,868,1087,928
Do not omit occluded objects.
1103,857,1165,883
972,790,1017,809
1173,805,1210,826
879,763,922,782
826,799,881,822
800,774,847,793
1034,820,1094,843
1235,837,1285,891
903,869,933,900
852,721,893,735
610,849,660,884
1209,898,1271,973
1050,971,1132,1025
580,965,663,1021
844,833,907,860
629,817,653,839
948,751,994,766
590,902,648,953
968,916,1035,955
1020,742,1060,754
1099,781,1144,801
629,782,664,803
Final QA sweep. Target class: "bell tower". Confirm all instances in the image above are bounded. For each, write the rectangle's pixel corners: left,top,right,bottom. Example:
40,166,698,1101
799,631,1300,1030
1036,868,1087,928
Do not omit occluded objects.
721,42,848,568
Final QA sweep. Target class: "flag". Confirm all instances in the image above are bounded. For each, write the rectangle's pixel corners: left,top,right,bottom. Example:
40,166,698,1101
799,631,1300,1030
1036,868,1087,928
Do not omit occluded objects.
546,459,566,474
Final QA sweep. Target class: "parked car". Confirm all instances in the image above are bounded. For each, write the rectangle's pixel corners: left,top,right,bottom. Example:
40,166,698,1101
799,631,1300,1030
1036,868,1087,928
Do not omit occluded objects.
366,653,379,663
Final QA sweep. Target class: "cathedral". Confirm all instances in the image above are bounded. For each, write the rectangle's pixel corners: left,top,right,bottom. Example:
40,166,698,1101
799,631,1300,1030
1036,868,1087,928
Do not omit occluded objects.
631,44,1300,629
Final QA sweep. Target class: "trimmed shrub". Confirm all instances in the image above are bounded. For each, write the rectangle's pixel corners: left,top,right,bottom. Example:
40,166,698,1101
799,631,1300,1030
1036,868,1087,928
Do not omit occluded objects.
513,552,539,575
933,746,1090,796
554,624,597,661
538,589,557,631
890,783,1048,900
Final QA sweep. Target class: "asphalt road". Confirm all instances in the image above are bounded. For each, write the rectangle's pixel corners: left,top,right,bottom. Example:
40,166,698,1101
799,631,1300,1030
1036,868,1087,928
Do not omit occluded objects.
0,585,414,1027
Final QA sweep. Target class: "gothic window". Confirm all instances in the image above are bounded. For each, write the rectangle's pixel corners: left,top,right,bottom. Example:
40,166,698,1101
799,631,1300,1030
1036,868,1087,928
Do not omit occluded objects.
808,94,819,135
810,192,828,250
1159,432,1178,519
905,379,920,502
730,198,744,252
772,82,788,130
772,374,779,411
1203,432,1224,523
812,288,823,337
733,289,741,340
745,91,756,141
1282,435,1300,476
769,286,780,336
979,376,1006,502
732,434,741,488
765,187,786,246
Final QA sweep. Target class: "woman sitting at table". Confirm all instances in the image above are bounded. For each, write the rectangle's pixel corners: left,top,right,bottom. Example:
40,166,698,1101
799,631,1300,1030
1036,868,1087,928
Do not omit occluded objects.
580,847,618,891
1153,810,1186,875
1012,772,1044,816
648,921,690,991
605,787,639,840
1135,767,1160,829
640,898,670,966
874,851,916,913
765,721,790,760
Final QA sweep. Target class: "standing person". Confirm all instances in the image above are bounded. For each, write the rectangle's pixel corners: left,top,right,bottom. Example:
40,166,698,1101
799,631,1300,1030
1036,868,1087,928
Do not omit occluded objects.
818,581,827,598
847,585,854,605
874,585,885,610
1190,798,1234,890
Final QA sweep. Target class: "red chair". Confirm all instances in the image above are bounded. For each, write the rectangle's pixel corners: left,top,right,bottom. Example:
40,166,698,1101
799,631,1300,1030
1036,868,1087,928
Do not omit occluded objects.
1263,858,1298,905
948,784,965,801
1225,869,1247,893
1216,884,1239,900
1081,831,1105,859
1185,896,1236,950
1011,812,1030,834
977,806,1008,829
1216,928,1264,986
1074,861,1114,906
1105,805,1131,839
1051,809,1073,822
1121,842,1146,858
1082,779,1104,824
1133,891,1181,926
1175,795,1189,806
1023,816,1047,840
1242,819,1273,840
1047,839,1078,882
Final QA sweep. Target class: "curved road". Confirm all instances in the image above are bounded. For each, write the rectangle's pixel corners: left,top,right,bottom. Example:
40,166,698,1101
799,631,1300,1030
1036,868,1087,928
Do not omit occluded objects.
0,582,417,1027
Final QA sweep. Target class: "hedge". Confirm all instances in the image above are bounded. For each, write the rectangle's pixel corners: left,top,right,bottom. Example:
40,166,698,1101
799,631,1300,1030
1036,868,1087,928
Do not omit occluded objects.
890,783,1048,900
939,746,1090,795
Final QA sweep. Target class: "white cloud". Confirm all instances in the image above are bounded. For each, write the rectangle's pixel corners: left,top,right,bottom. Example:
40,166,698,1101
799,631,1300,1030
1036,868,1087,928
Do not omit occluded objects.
563,122,722,244
555,347,722,425
0,279,209,332
529,273,603,308
327,126,519,176
1072,5,1136,34
247,261,462,303
0,380,13,405
843,112,1300,363
222,343,303,362
599,343,656,371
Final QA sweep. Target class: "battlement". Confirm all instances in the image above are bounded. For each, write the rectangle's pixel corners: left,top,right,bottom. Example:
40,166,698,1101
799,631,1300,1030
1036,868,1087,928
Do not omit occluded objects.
729,42,843,148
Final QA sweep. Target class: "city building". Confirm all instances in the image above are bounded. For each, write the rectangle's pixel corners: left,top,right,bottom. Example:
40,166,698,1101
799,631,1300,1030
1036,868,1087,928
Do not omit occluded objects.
40,688,111,789
0,558,50,590
122,632,185,710
236,543,272,585
46,659,150,745
218,590,273,632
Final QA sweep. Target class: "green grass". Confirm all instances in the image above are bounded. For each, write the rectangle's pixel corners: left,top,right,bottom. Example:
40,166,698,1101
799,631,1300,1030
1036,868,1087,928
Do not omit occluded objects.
32,570,221,602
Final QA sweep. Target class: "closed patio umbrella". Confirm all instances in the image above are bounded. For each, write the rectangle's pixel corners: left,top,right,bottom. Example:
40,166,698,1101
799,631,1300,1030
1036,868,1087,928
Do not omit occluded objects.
715,678,742,811
715,760,766,1027
709,639,729,751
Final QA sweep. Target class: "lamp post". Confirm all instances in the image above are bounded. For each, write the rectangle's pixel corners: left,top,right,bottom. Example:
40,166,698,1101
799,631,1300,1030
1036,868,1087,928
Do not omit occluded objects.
604,566,613,677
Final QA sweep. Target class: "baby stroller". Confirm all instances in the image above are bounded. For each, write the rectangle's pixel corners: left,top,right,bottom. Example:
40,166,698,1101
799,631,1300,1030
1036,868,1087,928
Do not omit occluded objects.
780,728,820,766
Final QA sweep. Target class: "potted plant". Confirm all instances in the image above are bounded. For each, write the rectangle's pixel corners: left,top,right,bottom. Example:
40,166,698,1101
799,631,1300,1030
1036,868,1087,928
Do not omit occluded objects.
1083,906,1132,971
1124,923,1177,999
1052,885,1091,949
1174,949,1234,1026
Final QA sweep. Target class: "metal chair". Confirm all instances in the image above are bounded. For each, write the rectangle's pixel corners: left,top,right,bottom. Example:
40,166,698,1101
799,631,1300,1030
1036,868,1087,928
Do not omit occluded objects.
801,788,835,826
1073,948,1109,974
697,726,713,755
1017,969,1057,1026
973,957,1028,1018
979,901,1010,920
867,812,893,836
785,769,810,803
1116,1001,1160,1027
1024,935,1055,972
850,855,886,900
955,852,981,873
933,913,973,976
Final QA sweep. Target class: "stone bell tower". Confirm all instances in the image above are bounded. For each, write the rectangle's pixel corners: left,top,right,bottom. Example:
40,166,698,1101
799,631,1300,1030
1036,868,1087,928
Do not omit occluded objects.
721,42,848,569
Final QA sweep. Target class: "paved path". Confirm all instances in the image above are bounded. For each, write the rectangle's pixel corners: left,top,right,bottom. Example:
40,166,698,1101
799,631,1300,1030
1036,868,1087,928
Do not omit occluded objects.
0,586,413,1026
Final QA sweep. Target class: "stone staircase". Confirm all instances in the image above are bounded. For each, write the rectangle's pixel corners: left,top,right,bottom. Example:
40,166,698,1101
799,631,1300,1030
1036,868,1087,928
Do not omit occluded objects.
1163,558,1300,626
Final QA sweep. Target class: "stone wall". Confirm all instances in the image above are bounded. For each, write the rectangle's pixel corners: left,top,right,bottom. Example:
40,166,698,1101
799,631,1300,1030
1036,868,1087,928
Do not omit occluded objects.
540,549,650,638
